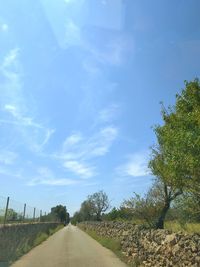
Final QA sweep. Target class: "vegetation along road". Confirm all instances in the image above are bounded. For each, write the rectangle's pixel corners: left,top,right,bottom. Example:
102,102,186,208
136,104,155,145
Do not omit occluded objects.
12,224,127,267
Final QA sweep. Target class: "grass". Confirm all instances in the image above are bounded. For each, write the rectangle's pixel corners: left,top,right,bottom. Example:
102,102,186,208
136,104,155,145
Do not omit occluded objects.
165,221,200,234
33,224,64,247
80,228,132,266
13,224,64,265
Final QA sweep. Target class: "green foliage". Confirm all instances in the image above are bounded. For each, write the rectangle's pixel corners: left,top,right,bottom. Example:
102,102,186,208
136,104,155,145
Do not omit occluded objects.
102,206,134,221
33,232,49,247
173,193,200,223
147,80,200,227
80,200,95,221
71,211,83,225
122,182,166,228
50,205,69,223
150,79,200,193
88,190,110,221
71,190,110,223
6,209,18,220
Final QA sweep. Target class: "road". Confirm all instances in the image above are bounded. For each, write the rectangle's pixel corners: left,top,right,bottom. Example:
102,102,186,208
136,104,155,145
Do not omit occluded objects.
12,224,127,267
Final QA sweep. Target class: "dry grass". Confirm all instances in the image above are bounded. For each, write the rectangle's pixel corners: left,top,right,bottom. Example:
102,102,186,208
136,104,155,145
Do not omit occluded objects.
165,221,200,234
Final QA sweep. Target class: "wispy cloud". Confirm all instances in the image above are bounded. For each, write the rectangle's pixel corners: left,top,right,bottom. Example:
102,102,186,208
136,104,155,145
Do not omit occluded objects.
63,160,95,179
28,177,77,186
28,167,78,186
84,34,134,67
117,151,150,177
64,20,81,47
62,126,118,159
0,150,18,165
0,165,22,178
0,23,8,32
63,133,82,148
0,49,55,152
54,125,118,178
98,104,120,123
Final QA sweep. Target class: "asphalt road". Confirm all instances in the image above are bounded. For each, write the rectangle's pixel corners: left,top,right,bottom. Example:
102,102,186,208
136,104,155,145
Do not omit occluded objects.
12,224,127,267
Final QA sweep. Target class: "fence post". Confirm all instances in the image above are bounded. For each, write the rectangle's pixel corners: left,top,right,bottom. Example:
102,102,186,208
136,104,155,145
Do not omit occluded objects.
40,210,42,222
23,203,26,223
4,197,10,225
33,208,36,222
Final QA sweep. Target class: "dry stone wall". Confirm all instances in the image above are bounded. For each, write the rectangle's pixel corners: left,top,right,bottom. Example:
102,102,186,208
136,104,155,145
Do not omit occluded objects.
79,221,200,267
0,222,59,265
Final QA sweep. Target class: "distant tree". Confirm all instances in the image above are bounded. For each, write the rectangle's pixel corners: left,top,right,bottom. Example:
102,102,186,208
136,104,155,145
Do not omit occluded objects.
103,207,119,221
7,209,18,221
51,205,68,223
88,191,110,221
71,211,83,225
80,200,95,221
66,212,70,224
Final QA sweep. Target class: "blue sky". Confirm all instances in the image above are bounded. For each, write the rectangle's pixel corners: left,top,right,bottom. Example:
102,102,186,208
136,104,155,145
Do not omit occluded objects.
0,0,200,215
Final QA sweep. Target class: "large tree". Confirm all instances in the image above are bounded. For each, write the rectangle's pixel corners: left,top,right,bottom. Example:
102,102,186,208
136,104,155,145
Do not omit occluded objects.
149,79,200,228
88,191,110,221
51,205,68,223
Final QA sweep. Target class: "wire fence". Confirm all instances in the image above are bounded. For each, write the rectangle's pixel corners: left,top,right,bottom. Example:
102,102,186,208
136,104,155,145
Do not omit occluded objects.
0,195,49,225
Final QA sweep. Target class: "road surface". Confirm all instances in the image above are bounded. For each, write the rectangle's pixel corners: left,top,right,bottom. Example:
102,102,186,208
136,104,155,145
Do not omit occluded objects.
12,224,127,267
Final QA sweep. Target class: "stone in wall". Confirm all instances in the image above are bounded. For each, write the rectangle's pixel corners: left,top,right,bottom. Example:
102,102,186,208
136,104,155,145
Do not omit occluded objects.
79,221,200,267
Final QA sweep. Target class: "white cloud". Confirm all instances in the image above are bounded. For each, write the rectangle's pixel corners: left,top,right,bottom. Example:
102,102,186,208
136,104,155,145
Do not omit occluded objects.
99,104,120,122
28,177,77,186
91,126,118,156
82,60,101,76
117,152,150,177
0,166,22,178
40,129,56,147
0,23,8,32
62,126,118,159
63,160,95,179
88,36,133,66
0,49,55,152
63,133,82,148
55,125,118,178
0,151,18,165
4,104,42,129
64,20,81,47
28,167,78,186
2,48,19,70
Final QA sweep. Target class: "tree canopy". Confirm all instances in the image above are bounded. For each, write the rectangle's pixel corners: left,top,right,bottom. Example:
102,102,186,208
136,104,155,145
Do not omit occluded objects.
150,79,200,194
51,205,69,223
148,79,200,228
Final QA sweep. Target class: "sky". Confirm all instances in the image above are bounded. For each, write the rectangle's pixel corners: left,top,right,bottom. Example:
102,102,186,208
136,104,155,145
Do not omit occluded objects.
0,0,200,215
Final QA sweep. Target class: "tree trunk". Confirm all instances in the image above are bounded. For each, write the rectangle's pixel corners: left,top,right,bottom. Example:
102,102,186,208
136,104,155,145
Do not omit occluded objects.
96,212,101,221
155,202,170,229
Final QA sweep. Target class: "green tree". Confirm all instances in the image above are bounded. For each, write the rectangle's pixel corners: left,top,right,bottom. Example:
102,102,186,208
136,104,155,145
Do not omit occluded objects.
7,208,18,221
51,205,68,223
80,200,95,221
149,79,200,228
123,181,163,227
173,193,200,223
88,191,110,221
71,211,83,225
